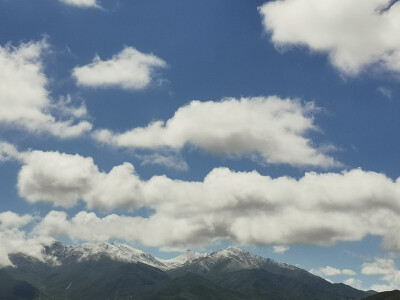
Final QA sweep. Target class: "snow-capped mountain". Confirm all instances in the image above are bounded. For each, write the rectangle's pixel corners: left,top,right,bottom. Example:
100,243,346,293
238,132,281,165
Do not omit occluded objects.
209,246,296,270
41,242,295,272
160,249,208,269
5,242,374,300
166,245,302,278
42,241,166,269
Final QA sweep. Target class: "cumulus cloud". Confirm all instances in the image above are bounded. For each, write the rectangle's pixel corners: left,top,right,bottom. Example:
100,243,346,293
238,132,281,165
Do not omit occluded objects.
18,151,100,208
94,96,338,168
0,39,92,138
72,47,167,90
12,148,144,210
310,266,356,277
0,211,33,229
59,0,100,8
259,0,400,76
362,258,400,291
33,211,208,248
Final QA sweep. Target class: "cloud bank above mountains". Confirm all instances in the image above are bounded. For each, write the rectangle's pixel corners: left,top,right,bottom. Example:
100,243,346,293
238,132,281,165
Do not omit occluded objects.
2,143,400,262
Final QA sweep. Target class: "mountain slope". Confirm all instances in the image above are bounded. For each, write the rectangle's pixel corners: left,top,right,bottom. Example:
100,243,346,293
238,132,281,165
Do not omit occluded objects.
137,273,243,300
363,290,400,300
7,253,170,300
0,270,40,300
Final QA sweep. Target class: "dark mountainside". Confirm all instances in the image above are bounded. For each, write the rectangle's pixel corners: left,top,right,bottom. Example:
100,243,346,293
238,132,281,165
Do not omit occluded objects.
0,270,39,300
362,290,400,300
0,242,375,300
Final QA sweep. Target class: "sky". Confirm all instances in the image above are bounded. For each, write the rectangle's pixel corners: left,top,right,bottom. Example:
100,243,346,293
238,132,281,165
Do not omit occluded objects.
1,0,400,293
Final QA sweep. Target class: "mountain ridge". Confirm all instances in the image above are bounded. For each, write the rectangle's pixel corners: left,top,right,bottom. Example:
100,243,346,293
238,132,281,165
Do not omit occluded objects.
2,241,376,300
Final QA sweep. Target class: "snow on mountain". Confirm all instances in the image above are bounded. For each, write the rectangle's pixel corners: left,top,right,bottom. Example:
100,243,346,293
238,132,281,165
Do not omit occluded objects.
41,242,298,273
43,241,165,269
189,246,299,273
160,249,208,269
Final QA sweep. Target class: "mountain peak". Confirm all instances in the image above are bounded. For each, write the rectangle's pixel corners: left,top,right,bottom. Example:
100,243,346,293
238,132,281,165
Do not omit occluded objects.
160,249,208,269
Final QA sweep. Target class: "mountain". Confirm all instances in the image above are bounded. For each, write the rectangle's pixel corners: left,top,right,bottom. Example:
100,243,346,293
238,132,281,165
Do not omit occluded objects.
160,249,208,269
7,251,170,300
362,290,400,300
1,241,374,300
42,241,166,269
168,246,371,300
0,269,40,300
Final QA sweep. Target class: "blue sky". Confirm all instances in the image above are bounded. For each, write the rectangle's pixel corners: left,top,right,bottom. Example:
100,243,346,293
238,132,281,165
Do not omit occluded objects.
1,0,400,292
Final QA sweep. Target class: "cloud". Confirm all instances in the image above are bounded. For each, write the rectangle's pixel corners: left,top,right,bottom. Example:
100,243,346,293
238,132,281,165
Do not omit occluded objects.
0,211,53,267
0,211,33,229
18,151,100,208
59,0,100,8
0,142,23,162
0,39,92,138
259,0,400,76
7,145,145,210
273,245,290,254
343,278,363,290
3,143,400,251
362,258,400,291
137,152,189,171
94,96,338,168
72,47,167,90
7,145,400,251
310,266,356,277
377,86,393,100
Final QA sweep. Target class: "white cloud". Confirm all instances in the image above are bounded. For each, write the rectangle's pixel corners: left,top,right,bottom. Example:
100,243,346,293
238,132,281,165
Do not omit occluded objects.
259,0,400,76
362,258,400,291
0,211,33,229
0,39,92,138
59,0,100,8
12,146,146,210
94,96,338,168
0,211,53,267
344,278,363,290
0,142,22,162
18,151,99,208
72,47,167,90
310,266,356,277
273,245,290,254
